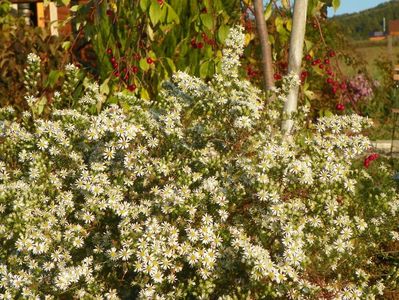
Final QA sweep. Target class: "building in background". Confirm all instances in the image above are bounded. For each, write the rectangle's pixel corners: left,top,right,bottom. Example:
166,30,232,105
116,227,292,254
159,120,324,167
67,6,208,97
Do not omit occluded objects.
9,0,79,36
389,20,399,36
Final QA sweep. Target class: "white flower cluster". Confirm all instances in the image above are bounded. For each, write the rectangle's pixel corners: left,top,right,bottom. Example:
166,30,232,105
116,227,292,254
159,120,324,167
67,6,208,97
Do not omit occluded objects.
24,53,41,97
0,26,398,299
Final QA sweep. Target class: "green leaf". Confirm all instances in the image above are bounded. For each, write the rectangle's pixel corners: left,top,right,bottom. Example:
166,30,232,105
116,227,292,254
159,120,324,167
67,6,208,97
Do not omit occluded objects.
200,14,213,31
149,1,161,26
141,88,150,100
139,58,150,71
281,0,290,9
146,24,154,41
165,57,176,73
332,0,340,12
200,60,210,78
264,1,272,21
304,39,313,52
140,0,150,11
100,78,110,95
45,70,63,88
70,5,80,12
62,41,71,51
217,25,229,44
37,96,47,115
165,4,179,24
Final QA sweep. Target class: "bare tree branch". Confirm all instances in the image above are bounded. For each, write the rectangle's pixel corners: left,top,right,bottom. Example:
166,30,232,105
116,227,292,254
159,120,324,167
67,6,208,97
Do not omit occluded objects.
253,0,274,90
281,0,308,133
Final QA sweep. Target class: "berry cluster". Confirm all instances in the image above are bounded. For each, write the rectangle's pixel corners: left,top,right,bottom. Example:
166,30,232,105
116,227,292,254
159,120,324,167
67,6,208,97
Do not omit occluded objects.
106,48,138,92
305,50,350,111
363,153,379,168
190,32,216,49
246,66,259,79
106,48,155,92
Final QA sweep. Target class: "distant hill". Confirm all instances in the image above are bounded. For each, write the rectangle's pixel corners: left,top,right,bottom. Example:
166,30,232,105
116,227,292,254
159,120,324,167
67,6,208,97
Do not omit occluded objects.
331,0,399,40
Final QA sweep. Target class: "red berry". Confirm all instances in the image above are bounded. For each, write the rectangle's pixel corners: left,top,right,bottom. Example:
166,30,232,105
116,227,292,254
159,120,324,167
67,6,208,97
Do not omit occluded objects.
110,57,116,64
132,66,139,74
133,53,141,61
328,50,336,57
300,71,308,79
128,84,137,91
206,39,215,46
319,64,324,69
305,54,312,61
106,48,112,55
114,71,120,77
146,57,154,64
340,82,347,90
336,103,345,111
274,73,282,80
332,86,338,94
197,42,204,49
106,9,113,16
324,58,330,65
327,78,334,84
312,59,321,66
364,159,370,168
112,63,118,69
157,0,164,4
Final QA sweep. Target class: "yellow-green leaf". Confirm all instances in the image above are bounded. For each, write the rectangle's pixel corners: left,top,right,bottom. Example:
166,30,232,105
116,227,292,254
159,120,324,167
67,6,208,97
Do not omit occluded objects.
217,25,229,43
149,1,161,26
264,1,272,21
140,0,150,11
141,88,150,100
139,58,150,71
332,0,340,12
200,14,213,31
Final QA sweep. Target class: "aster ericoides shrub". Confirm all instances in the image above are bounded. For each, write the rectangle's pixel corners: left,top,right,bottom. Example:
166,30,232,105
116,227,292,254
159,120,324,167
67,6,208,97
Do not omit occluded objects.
0,26,398,299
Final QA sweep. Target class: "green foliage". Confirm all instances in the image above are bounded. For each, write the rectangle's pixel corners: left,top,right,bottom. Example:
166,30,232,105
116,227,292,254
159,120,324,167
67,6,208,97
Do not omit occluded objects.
0,5,69,113
73,0,243,99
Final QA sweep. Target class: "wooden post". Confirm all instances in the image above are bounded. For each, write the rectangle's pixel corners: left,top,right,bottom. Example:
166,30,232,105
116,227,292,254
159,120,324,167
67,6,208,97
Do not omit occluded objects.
49,1,59,36
281,0,308,133
388,34,394,65
253,0,275,90
36,2,45,28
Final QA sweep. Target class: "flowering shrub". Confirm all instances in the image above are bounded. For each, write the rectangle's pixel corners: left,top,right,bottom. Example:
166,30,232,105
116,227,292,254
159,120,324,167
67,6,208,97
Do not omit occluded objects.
0,27,398,299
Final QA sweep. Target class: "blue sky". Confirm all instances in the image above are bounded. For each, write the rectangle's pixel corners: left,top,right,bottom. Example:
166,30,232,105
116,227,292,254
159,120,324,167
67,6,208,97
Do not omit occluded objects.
328,0,390,16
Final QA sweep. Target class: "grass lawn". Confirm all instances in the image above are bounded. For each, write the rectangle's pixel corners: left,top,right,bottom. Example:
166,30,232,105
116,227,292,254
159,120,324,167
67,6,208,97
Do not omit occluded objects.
344,38,399,81
339,39,399,140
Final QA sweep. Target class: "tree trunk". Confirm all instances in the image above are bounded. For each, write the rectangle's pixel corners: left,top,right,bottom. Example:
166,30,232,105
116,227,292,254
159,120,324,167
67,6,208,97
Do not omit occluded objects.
253,0,274,90
281,0,308,133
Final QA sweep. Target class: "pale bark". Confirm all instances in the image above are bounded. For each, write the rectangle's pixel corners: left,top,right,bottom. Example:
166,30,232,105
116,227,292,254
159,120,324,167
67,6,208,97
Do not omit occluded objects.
281,0,308,133
253,0,274,90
